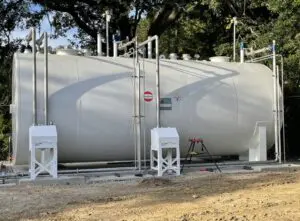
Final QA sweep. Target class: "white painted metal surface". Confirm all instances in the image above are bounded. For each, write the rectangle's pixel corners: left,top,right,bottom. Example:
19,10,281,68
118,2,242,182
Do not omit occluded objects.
209,56,230,62
150,127,180,176
56,49,78,56
249,122,268,161
12,53,276,165
151,128,179,150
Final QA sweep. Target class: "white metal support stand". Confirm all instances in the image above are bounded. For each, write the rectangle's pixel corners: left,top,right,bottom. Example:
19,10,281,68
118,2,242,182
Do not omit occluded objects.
29,125,58,180
150,128,180,177
249,122,268,161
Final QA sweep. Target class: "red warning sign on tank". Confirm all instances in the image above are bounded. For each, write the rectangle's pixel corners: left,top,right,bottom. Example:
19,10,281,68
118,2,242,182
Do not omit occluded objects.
144,91,153,102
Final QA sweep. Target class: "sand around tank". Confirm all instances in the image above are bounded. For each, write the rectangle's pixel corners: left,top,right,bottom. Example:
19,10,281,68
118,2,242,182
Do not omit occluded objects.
1,171,300,221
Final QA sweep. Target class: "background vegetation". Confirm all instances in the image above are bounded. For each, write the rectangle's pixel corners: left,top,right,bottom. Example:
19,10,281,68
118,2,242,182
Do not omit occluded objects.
1,0,300,160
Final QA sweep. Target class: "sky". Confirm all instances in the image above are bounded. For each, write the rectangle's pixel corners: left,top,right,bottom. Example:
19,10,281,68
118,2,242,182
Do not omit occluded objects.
9,4,135,48
10,4,77,48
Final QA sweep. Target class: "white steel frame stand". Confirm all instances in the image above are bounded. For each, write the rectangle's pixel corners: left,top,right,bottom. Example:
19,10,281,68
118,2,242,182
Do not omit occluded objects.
150,128,180,177
29,125,58,180
249,122,269,161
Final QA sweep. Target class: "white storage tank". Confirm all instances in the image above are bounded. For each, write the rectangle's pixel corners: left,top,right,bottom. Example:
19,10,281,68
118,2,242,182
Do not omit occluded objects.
11,53,275,165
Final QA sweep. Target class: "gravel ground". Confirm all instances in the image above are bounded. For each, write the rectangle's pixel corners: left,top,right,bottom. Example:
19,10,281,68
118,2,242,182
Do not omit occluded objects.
1,171,300,221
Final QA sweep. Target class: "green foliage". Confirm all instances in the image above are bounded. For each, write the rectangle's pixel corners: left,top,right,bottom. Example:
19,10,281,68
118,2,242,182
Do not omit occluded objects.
136,18,150,42
0,0,32,160
0,115,11,160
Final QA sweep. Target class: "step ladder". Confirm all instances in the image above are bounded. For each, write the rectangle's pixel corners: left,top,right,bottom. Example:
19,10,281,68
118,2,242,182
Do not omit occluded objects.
181,138,222,173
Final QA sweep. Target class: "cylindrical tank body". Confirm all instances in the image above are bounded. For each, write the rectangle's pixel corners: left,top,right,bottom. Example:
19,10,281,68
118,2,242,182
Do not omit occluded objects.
11,53,275,165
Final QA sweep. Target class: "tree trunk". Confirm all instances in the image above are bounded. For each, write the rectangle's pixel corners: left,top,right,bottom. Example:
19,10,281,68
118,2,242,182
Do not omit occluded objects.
148,4,182,37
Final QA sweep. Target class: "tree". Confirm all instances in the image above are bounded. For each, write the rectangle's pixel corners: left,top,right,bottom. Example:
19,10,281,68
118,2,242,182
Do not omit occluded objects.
0,0,33,160
137,0,274,59
30,0,197,49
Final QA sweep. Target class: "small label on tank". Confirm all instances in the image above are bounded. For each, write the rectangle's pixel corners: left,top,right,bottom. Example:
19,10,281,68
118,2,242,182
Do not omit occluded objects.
160,98,172,110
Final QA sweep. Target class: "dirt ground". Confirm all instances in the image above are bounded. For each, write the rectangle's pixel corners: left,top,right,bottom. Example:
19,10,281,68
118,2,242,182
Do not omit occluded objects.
1,170,300,221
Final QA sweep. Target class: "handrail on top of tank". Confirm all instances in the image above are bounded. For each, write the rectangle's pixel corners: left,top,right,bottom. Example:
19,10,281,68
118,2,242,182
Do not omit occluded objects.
118,37,136,50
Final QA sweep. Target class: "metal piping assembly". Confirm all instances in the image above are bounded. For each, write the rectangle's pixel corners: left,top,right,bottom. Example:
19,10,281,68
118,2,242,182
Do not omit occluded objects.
244,40,284,163
272,40,279,162
113,41,118,57
240,42,244,63
233,17,237,62
276,65,281,163
147,36,152,58
97,32,102,56
138,35,160,127
105,10,111,57
32,27,37,125
44,32,49,125
132,35,160,172
279,55,286,163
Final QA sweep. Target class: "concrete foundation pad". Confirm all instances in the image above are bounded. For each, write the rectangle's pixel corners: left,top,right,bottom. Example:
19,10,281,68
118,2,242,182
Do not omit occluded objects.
0,183,17,188
18,175,85,185
87,174,154,184
10,162,300,186
255,164,300,172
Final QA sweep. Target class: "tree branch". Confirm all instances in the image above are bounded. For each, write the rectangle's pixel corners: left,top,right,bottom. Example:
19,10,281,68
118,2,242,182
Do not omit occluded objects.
69,11,97,39
148,4,182,37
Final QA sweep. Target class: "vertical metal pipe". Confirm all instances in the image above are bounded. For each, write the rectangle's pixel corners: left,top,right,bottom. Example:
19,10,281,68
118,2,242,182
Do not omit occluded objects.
155,36,160,127
44,32,48,125
276,65,281,163
142,53,147,169
8,136,11,162
113,41,118,58
240,42,244,63
32,27,37,125
97,32,102,56
106,14,109,57
280,55,286,163
132,50,137,169
272,40,279,161
147,36,152,59
135,39,141,171
233,17,237,62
